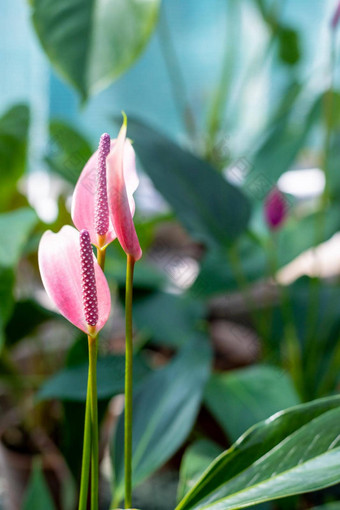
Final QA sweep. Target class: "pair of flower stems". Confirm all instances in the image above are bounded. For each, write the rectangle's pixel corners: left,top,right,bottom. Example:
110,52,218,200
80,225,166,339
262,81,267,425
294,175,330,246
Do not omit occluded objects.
78,246,135,510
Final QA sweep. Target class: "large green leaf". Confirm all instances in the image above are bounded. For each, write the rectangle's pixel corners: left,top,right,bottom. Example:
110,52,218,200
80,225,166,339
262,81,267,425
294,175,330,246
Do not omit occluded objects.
112,336,212,503
134,292,204,347
31,0,160,99
0,208,38,268
21,461,56,510
125,118,251,248
38,354,149,401
178,440,224,502
176,395,340,510
204,365,300,442
0,104,30,211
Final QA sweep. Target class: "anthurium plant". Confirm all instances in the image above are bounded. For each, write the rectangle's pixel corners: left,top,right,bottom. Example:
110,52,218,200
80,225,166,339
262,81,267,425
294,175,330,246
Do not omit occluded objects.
36,116,340,510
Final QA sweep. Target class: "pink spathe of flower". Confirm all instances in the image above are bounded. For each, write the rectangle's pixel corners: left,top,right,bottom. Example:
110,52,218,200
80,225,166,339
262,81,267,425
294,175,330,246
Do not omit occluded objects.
331,1,340,30
106,115,142,261
264,187,287,230
38,225,111,335
71,119,142,261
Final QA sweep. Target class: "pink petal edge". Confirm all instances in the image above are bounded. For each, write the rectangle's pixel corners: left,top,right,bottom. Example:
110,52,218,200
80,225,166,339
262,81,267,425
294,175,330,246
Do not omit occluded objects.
107,121,142,261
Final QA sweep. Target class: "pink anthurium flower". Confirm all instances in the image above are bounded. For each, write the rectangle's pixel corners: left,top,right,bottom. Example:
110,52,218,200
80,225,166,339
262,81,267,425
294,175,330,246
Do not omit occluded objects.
264,187,287,230
107,115,142,261
71,127,139,252
38,225,111,335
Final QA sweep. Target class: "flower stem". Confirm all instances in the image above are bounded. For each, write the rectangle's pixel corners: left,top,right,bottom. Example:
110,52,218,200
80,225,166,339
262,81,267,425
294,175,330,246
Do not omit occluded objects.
97,247,106,270
124,255,135,508
78,373,92,510
88,334,99,510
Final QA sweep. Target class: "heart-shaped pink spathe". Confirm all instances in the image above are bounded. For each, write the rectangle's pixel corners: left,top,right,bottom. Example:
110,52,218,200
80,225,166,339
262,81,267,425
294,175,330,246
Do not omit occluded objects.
106,117,142,261
71,133,139,250
38,225,111,335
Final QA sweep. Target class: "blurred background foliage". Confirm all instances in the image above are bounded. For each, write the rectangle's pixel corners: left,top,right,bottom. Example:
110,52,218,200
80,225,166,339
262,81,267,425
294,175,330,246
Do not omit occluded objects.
1,0,340,509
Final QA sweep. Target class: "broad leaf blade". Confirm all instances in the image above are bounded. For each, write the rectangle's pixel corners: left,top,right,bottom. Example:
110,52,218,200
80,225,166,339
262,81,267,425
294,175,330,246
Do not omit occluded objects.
32,0,160,99
112,336,212,503
178,440,223,502
205,365,300,442
134,292,204,347
176,396,340,510
125,118,251,248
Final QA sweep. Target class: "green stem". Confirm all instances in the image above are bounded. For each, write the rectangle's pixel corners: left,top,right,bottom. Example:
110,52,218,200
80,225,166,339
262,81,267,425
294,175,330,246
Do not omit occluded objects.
124,255,135,509
88,334,99,510
78,374,92,510
266,234,304,396
97,246,106,270
206,0,238,160
227,242,269,351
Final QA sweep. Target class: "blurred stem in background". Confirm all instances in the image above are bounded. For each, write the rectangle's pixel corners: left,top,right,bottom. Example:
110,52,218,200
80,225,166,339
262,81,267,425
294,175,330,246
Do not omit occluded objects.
205,0,238,161
158,4,197,142
266,234,304,398
227,240,269,351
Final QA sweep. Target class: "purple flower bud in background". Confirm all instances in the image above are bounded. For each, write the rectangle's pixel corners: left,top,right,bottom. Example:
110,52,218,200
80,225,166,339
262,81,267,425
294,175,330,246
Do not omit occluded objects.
331,1,340,30
264,187,287,230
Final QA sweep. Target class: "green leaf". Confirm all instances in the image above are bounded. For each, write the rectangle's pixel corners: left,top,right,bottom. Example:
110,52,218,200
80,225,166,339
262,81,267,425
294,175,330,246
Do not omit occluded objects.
204,365,300,443
176,395,340,510
45,120,93,185
112,336,212,503
32,0,160,99
21,460,56,510
178,440,223,502
0,208,38,268
134,292,204,347
0,104,30,211
124,118,251,248
38,354,149,401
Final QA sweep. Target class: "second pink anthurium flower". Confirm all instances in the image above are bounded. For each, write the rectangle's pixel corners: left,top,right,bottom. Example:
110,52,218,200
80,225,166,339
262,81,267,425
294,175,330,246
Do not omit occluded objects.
38,225,111,335
71,118,142,261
